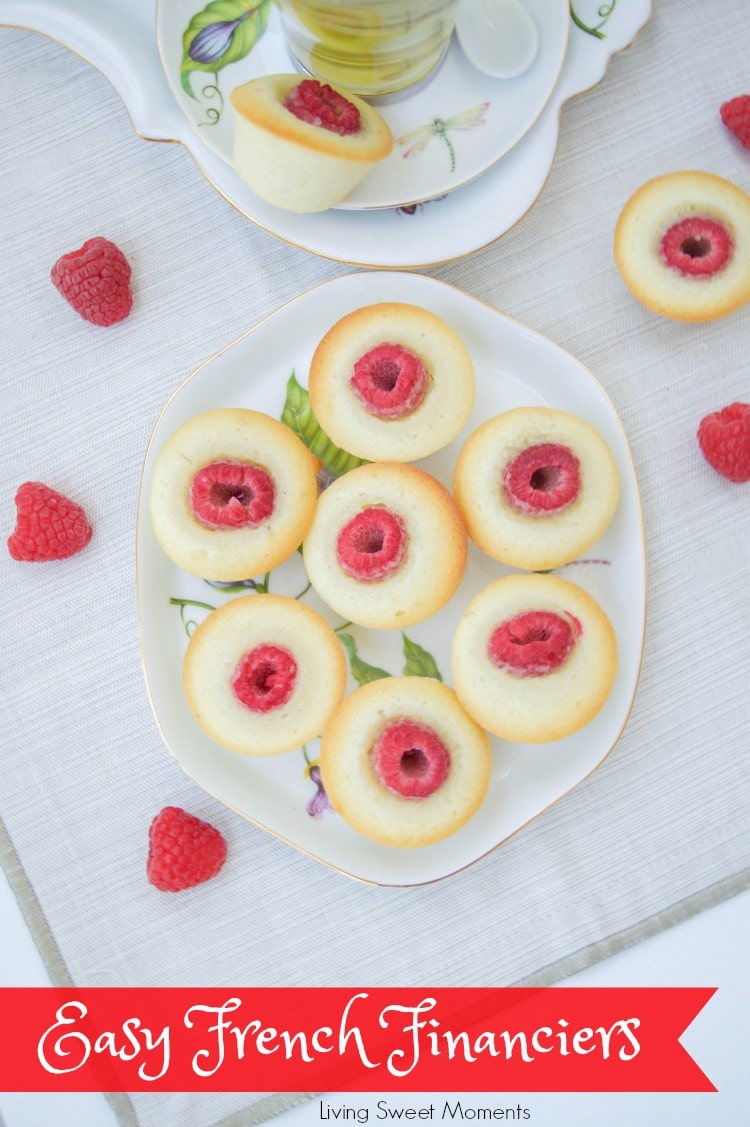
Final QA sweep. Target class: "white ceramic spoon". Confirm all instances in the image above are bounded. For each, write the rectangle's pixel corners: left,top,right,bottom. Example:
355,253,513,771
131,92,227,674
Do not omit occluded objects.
456,0,540,79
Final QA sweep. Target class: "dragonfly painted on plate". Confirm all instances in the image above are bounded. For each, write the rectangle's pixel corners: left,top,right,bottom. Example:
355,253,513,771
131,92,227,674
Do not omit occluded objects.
397,102,490,173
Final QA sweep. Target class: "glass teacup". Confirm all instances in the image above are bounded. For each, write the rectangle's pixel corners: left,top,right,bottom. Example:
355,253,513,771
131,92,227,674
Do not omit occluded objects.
275,0,461,100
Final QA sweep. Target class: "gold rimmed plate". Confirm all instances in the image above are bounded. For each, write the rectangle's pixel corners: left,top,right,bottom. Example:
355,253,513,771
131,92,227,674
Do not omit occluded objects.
136,272,646,886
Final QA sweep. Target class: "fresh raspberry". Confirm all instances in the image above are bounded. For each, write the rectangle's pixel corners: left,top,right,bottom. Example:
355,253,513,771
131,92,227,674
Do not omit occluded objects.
660,217,733,277
231,644,298,713
189,461,275,528
503,443,581,515
7,482,92,562
350,343,428,419
720,95,750,149
51,237,132,326
336,507,407,581
147,806,227,893
372,719,450,799
489,610,580,677
284,79,361,136
697,402,750,483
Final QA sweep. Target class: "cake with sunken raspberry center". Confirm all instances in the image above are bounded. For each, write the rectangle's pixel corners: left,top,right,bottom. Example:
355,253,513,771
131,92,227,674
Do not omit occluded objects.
189,461,275,529
231,644,297,713
149,408,319,582
230,74,393,213
452,573,618,744
182,594,347,757
454,408,619,572
371,719,450,799
614,170,750,322
319,676,491,848
303,462,467,630
308,302,475,463
488,610,580,677
350,343,428,419
336,507,407,581
502,442,581,515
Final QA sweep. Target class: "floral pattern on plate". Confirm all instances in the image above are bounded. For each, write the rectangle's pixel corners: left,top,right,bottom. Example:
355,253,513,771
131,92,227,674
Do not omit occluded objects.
180,0,272,124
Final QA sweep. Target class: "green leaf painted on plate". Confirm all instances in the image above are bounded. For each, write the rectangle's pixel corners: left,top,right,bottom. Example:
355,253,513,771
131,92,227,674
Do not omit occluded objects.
170,595,217,639
338,633,391,687
402,633,443,681
180,0,272,100
281,372,367,477
569,1,616,39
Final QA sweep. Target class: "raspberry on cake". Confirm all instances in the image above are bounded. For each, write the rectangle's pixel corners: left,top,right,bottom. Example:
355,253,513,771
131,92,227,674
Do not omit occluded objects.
189,462,275,529
350,342,428,420
614,171,750,322
371,718,451,799
183,594,347,756
502,442,580,514
285,78,361,135
230,74,393,212
303,462,467,630
149,408,319,582
488,609,578,676
319,676,491,848
451,573,618,744
336,507,407,581
308,302,475,462
453,407,619,572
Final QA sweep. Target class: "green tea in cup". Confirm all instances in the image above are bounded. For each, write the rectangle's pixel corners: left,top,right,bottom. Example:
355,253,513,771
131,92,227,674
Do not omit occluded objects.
275,0,461,100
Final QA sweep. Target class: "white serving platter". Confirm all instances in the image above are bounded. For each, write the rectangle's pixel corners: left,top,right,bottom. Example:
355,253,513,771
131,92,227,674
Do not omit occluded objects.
137,271,646,886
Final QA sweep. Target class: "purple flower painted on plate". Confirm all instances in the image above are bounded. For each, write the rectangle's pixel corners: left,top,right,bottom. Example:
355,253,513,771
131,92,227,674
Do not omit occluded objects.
204,577,260,590
395,194,447,218
180,1,272,116
189,13,252,65
307,765,332,819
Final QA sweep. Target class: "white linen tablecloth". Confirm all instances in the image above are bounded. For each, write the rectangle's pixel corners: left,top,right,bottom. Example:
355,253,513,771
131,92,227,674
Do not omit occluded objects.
1,2,749,1125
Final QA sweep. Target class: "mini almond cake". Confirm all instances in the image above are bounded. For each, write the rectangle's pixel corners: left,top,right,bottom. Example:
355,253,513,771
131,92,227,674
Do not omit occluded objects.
320,676,491,848
183,594,346,756
308,302,475,462
452,573,617,744
230,75,393,213
149,407,319,582
303,462,467,629
614,171,750,322
453,407,619,572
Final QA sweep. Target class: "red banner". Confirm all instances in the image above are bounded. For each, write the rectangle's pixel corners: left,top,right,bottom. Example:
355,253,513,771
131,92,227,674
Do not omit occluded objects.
0,987,715,1093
